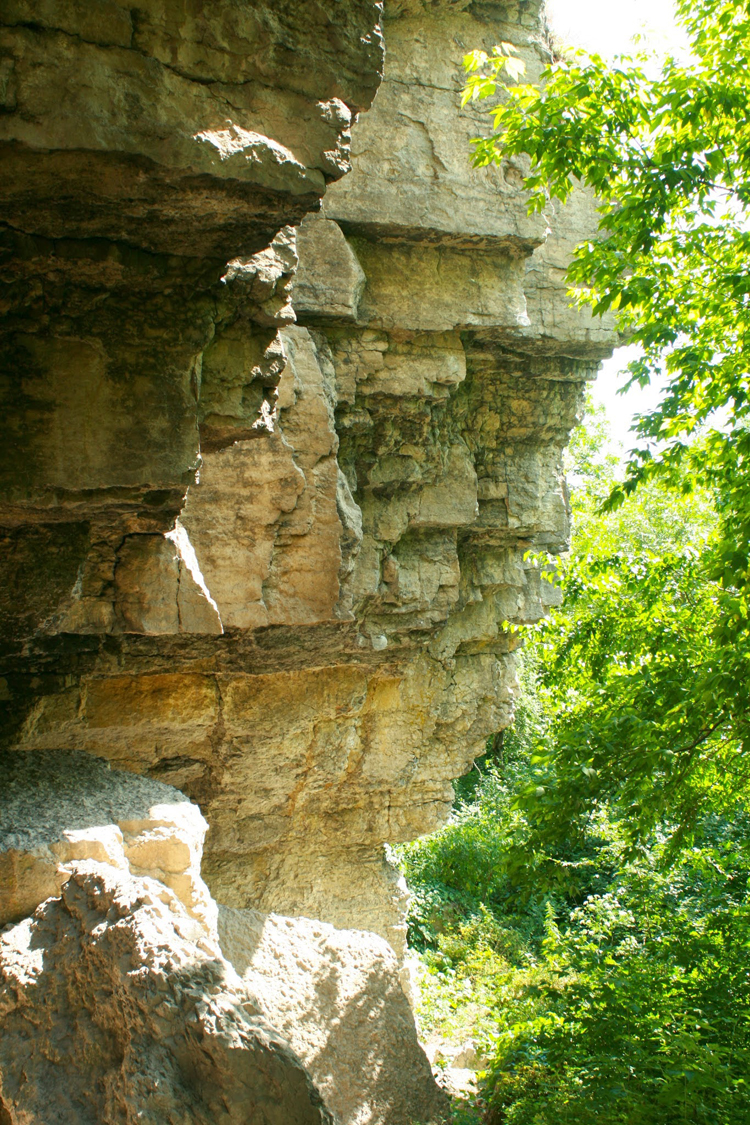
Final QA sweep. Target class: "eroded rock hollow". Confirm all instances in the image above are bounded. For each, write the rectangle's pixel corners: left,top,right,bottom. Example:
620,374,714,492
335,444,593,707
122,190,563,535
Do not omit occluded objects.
0,0,615,1120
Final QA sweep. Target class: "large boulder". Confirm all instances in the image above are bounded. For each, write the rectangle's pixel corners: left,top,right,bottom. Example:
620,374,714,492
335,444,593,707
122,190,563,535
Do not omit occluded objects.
0,749,448,1124
220,905,449,1125
0,866,332,1125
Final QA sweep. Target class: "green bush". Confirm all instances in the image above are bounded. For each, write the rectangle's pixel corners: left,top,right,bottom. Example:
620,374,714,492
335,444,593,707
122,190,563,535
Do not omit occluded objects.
483,823,750,1124
398,405,750,1124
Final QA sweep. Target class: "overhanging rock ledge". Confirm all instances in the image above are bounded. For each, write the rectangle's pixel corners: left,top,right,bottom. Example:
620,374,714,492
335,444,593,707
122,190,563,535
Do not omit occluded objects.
0,1,615,1121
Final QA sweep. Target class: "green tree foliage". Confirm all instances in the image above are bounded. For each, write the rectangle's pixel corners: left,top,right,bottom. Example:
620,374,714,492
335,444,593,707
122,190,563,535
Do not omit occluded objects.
464,0,750,520
399,417,750,1124
460,0,750,844
484,825,750,1124
526,442,733,855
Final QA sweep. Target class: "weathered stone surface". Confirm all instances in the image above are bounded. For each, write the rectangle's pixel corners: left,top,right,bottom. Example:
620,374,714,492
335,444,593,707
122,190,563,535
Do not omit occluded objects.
1,0,384,253
0,0,384,645
294,214,367,322
220,905,449,1125
186,0,615,940
0,750,448,1123
326,1,548,250
0,867,333,1125
0,750,217,936
178,325,345,630
520,190,618,356
0,0,616,973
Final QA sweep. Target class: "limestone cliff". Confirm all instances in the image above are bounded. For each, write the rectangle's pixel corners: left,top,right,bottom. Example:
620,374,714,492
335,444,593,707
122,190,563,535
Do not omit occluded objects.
1,0,614,952
1,0,615,1120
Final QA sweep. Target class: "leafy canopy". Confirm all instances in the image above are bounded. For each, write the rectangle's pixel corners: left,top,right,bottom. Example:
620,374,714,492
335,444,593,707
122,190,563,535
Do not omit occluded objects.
463,0,750,596
524,425,745,855
461,0,750,845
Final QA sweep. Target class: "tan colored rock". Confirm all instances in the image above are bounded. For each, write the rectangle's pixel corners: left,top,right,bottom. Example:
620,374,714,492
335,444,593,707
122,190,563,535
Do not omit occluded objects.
219,905,449,1125
329,330,466,403
170,521,225,634
217,844,413,961
452,1041,481,1069
1,0,384,254
180,434,305,630
0,867,333,1125
0,0,384,646
0,750,216,937
294,214,367,322
521,190,619,358
181,326,347,629
113,533,181,634
354,240,530,334
264,327,346,624
1,0,618,967
326,3,548,250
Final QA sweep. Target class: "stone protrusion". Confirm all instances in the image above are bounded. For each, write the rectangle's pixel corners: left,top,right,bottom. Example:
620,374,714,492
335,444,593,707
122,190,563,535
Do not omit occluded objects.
294,214,367,322
0,750,217,938
0,0,385,646
0,867,335,1125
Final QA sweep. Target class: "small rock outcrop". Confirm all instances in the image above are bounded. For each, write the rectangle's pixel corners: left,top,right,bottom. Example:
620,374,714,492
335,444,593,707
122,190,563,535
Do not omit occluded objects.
0,749,216,934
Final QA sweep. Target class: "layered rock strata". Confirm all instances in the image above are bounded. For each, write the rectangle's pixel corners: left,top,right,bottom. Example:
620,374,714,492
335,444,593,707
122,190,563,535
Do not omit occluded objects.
0,0,383,647
1,0,615,963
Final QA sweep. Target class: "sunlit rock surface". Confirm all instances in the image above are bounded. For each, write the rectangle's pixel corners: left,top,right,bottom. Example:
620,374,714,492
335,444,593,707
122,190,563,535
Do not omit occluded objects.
0,0,383,646
1,3,615,1113
220,905,448,1125
0,749,217,935
0,867,334,1125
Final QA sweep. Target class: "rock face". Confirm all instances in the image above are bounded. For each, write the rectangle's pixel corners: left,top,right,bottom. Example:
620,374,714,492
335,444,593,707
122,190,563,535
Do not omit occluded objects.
220,905,448,1125
1,0,615,960
0,867,334,1125
1,0,618,1119
0,0,383,647
1,0,615,1037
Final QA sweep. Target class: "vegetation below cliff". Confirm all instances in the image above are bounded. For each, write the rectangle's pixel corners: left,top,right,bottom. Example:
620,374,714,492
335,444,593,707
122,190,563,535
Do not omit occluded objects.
404,5,750,1117
399,409,750,1124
